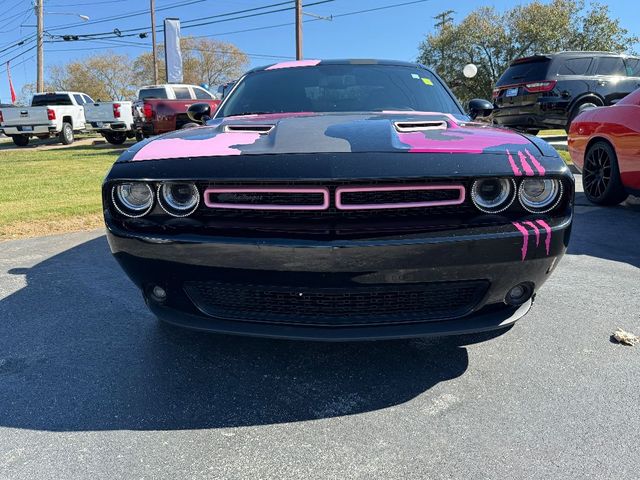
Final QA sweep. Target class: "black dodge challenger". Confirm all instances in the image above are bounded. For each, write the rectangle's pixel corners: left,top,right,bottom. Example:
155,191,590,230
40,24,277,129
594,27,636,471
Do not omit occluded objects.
103,59,573,341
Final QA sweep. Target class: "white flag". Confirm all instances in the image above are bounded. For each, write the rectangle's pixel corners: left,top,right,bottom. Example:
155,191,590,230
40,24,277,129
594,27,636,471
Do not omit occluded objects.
164,18,183,83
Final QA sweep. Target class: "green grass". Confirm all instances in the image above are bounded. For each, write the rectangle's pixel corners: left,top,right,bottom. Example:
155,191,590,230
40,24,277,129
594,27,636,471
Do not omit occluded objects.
0,144,119,239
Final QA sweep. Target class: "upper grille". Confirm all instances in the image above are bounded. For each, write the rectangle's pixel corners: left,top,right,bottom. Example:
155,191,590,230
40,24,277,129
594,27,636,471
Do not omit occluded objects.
184,279,489,326
336,184,465,210
204,187,329,211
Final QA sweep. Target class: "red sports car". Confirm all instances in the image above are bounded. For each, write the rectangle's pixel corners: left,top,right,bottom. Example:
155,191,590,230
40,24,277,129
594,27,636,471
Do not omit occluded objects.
568,88,640,205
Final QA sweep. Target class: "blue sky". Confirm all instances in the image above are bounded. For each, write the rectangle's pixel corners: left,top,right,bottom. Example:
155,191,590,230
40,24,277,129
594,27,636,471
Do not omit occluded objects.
0,0,638,102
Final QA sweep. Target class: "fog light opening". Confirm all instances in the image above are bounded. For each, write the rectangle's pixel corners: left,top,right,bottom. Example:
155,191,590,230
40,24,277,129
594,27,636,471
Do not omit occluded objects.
150,285,167,302
505,283,533,306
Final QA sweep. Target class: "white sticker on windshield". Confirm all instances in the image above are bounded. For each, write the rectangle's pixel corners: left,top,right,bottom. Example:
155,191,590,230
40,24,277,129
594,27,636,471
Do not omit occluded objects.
411,73,420,79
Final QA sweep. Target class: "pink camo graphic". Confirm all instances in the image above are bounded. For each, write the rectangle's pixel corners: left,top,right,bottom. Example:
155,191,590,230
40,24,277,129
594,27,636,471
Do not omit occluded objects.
512,220,552,261
265,59,321,70
132,132,261,161
397,127,530,154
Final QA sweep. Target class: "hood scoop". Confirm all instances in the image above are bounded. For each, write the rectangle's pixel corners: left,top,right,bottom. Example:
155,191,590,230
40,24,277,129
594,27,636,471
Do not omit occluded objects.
222,124,275,135
393,120,448,132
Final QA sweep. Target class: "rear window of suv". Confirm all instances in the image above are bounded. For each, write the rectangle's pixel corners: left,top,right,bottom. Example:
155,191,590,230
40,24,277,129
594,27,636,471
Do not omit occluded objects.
31,94,73,106
496,57,551,86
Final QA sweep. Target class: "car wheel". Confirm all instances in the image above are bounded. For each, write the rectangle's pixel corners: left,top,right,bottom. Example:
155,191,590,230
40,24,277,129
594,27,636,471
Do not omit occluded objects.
59,122,74,145
135,131,144,142
582,141,628,205
11,134,30,147
566,101,598,131
104,131,127,145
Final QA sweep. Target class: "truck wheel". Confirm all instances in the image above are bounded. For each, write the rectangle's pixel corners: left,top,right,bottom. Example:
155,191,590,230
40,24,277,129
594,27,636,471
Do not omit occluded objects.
11,135,30,147
59,122,74,145
104,131,127,145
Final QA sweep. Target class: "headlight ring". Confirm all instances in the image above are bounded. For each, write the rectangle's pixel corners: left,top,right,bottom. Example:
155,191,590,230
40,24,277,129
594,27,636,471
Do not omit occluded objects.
518,178,563,213
157,182,200,217
111,182,154,218
470,178,517,213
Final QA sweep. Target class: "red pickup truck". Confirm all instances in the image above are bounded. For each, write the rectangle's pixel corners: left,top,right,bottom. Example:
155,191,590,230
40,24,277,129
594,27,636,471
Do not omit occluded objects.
133,84,220,139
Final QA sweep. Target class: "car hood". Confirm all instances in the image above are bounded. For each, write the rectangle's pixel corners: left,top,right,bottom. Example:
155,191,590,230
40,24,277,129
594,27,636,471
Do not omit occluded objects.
124,112,551,168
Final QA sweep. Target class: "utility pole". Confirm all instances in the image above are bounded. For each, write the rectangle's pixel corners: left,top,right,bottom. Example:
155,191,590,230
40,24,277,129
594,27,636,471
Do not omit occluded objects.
433,10,454,63
433,10,454,31
150,0,158,84
295,0,302,60
36,0,44,92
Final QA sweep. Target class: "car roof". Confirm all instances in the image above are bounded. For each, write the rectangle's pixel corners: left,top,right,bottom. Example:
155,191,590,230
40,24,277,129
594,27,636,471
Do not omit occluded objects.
248,59,425,74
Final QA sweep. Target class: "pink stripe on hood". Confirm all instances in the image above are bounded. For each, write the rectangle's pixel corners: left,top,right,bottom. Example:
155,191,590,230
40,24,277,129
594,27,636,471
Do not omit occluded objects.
517,150,535,176
535,219,552,255
506,149,522,176
512,222,529,261
525,149,546,175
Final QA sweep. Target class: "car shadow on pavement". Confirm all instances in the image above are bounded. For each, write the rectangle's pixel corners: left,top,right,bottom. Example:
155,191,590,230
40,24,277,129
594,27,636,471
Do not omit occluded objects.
0,236,472,432
568,193,640,268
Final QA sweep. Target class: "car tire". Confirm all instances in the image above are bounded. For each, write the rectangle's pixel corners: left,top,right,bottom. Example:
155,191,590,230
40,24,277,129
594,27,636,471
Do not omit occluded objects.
135,131,144,142
104,131,127,145
59,122,74,145
11,134,30,147
566,101,598,131
582,141,628,206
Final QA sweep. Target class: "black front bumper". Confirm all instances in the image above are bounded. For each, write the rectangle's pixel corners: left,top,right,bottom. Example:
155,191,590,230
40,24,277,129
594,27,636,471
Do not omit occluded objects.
105,214,571,340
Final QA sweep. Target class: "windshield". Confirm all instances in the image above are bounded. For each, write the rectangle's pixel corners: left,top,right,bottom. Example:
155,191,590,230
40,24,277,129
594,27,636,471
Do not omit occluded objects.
217,64,462,117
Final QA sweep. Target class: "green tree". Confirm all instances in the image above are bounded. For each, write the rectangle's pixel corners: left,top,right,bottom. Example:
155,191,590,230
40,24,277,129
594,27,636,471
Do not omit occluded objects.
48,52,136,101
418,0,638,104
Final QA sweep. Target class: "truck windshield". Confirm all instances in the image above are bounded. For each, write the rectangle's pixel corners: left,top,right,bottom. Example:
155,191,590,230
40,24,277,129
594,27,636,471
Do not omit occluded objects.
217,64,462,117
31,94,73,106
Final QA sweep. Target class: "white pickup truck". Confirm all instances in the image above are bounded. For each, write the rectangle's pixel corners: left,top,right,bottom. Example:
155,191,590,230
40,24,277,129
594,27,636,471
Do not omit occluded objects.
83,100,135,145
0,92,89,146
0,91,135,146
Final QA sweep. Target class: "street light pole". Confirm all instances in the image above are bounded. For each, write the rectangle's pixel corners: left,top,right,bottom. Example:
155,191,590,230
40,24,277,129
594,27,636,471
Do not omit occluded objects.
295,0,302,60
150,0,158,85
36,0,44,92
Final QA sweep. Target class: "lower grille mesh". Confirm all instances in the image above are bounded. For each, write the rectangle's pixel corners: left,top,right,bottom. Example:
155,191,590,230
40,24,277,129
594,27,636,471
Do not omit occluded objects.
183,280,489,326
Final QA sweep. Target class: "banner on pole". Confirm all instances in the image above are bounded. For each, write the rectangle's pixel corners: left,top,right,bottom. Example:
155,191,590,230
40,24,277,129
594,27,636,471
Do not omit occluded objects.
164,18,183,83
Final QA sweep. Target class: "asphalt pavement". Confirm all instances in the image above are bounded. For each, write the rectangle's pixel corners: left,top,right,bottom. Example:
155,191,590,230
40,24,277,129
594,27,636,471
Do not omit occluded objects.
0,181,638,479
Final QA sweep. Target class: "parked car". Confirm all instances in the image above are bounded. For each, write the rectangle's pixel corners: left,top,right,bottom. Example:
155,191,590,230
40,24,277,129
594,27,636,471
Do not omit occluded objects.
103,59,573,341
133,84,220,139
84,100,135,145
568,88,640,205
492,51,640,134
0,91,90,146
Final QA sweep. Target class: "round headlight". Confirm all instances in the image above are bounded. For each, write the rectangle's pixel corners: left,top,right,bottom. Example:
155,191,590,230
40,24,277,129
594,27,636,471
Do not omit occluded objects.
471,178,516,213
112,183,154,217
158,182,199,217
518,178,562,213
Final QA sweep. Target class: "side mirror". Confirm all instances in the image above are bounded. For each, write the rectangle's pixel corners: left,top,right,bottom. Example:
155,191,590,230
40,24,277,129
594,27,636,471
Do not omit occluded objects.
468,98,494,120
187,103,212,124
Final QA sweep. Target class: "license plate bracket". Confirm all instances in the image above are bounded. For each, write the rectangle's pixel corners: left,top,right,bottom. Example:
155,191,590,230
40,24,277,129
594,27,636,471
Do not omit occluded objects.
505,87,519,97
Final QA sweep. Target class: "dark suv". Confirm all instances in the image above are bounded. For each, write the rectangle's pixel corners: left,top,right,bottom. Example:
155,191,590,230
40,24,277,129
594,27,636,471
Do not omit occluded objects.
492,51,640,133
